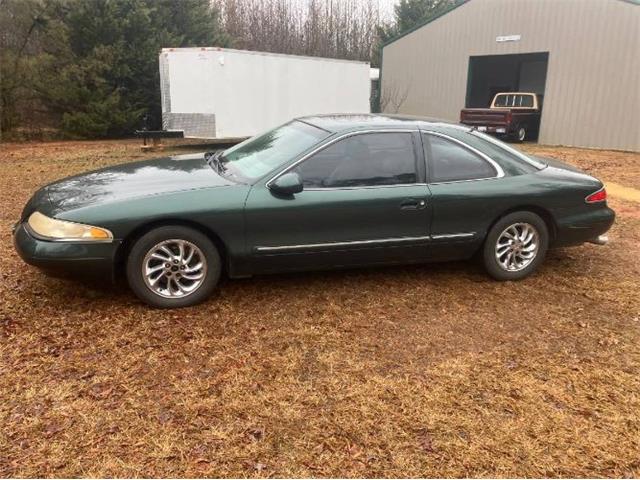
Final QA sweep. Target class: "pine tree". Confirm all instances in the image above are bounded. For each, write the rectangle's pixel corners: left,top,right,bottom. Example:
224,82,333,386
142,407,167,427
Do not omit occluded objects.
373,0,464,67
34,0,229,138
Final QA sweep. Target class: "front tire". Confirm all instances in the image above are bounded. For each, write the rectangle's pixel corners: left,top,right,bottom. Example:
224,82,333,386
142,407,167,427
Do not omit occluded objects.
126,226,221,308
482,212,548,281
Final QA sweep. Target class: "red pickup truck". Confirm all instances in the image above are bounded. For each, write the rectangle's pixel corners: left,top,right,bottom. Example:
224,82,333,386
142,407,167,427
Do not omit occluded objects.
460,92,541,142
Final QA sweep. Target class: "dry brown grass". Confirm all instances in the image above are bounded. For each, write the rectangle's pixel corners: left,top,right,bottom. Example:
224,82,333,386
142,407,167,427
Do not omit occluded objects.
0,139,639,477
521,144,640,189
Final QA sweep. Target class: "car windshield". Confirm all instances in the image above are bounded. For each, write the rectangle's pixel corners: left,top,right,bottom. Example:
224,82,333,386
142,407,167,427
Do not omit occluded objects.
219,120,329,181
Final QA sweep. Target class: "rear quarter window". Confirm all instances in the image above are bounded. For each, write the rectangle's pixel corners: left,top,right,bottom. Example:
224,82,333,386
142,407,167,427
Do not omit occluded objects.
424,134,496,183
436,129,541,176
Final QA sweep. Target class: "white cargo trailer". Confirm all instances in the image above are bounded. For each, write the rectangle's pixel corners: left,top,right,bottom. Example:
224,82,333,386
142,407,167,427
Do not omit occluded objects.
159,47,372,139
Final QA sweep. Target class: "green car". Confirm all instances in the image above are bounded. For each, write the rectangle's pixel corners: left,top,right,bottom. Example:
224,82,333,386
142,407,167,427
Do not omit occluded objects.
13,115,614,308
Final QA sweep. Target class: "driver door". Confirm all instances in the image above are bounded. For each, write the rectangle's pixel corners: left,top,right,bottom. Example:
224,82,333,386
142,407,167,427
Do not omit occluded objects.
244,130,433,273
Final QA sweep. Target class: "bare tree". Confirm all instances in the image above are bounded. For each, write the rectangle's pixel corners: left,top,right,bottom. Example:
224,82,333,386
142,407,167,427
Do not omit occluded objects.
212,0,382,62
379,80,411,113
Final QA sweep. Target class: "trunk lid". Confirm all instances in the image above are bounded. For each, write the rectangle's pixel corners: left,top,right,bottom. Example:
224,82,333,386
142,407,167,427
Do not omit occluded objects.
530,155,584,173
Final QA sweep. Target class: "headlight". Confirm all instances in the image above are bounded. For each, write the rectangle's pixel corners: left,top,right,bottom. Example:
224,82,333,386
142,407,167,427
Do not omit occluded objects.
27,211,113,242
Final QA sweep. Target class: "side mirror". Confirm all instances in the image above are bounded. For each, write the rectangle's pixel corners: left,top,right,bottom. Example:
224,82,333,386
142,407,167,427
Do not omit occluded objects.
269,172,303,196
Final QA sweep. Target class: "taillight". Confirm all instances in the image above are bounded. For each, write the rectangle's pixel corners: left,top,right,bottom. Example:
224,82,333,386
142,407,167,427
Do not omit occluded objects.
505,111,512,123
586,187,607,203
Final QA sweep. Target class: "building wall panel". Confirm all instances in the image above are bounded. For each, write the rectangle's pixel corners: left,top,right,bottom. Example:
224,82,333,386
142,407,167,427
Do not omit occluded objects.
382,0,640,151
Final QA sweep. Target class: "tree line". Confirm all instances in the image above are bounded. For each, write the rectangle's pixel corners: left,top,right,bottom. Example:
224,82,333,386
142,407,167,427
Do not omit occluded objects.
0,0,460,139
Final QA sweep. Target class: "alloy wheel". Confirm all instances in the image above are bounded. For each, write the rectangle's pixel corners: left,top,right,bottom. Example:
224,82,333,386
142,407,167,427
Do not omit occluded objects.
142,239,207,298
494,222,539,272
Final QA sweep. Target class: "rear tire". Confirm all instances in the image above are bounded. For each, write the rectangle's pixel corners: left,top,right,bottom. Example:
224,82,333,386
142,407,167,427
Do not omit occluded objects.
126,226,221,308
483,212,548,281
514,126,527,142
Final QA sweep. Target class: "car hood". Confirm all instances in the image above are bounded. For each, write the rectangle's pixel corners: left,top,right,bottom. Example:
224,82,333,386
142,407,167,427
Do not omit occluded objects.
41,153,236,214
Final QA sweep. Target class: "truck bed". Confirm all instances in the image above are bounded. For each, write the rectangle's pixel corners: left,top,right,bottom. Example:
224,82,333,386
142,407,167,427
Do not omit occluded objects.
460,108,510,134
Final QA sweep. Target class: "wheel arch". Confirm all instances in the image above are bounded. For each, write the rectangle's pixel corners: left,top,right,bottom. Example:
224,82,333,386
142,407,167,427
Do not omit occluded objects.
487,205,557,243
114,219,231,279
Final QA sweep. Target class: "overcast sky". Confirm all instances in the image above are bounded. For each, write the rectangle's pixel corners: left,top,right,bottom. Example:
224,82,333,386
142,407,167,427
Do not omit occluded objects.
294,0,398,20
377,0,398,19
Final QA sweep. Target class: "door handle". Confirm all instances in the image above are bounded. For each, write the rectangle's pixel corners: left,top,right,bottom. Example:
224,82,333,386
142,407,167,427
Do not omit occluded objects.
400,198,427,210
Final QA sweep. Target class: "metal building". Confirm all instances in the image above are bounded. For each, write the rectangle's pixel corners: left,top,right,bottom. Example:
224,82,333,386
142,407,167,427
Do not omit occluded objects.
380,0,640,151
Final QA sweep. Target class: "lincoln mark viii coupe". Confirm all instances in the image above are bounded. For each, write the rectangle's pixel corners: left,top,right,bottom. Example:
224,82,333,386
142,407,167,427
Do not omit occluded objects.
14,115,614,308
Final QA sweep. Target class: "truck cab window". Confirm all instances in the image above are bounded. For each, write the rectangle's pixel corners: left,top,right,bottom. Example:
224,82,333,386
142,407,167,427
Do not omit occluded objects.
519,95,534,107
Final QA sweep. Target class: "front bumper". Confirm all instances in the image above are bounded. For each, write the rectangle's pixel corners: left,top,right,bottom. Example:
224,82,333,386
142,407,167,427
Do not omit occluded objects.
13,222,120,281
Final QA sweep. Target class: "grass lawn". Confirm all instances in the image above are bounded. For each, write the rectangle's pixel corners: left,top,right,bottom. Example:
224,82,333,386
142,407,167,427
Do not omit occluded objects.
0,139,638,477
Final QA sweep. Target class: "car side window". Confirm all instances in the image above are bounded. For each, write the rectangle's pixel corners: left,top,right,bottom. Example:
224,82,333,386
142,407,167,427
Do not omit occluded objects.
294,132,417,188
424,134,497,183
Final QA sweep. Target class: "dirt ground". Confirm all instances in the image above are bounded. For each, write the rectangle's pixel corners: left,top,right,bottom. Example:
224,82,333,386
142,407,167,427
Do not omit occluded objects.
0,139,639,478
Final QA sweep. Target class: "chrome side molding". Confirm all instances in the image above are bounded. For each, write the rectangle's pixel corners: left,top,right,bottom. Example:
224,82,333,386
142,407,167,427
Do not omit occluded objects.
431,232,476,240
255,232,476,253
255,235,432,253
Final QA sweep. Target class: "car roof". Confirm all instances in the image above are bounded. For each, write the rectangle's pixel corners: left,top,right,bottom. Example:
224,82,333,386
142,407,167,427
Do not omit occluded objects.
297,113,463,133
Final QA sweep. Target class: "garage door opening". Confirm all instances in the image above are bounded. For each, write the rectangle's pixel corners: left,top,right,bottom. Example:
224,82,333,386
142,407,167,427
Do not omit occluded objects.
465,52,549,110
